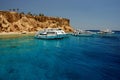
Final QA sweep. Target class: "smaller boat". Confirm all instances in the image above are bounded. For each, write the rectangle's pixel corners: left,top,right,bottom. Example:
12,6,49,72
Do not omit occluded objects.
73,29,95,37
35,28,67,39
97,29,114,34
96,29,115,37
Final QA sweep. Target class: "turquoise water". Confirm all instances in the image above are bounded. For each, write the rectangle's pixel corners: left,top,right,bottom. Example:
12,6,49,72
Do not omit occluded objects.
0,32,120,80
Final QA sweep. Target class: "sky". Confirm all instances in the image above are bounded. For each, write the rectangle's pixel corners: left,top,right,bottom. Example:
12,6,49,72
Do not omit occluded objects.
0,0,120,30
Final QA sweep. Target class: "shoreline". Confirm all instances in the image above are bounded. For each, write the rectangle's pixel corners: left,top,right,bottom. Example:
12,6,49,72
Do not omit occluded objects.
0,32,35,39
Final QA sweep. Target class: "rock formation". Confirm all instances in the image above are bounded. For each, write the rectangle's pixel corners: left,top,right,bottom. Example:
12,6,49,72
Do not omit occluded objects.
0,11,74,33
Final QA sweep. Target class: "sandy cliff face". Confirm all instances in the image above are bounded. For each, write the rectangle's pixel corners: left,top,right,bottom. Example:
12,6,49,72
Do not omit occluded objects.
0,11,74,33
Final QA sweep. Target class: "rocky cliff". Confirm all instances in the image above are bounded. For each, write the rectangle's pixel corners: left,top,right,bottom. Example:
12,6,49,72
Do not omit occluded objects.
0,11,74,33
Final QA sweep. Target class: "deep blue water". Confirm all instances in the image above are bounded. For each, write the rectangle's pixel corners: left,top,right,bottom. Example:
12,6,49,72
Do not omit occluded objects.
0,32,120,80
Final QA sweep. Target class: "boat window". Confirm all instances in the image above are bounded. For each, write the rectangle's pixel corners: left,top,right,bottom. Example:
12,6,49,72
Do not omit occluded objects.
58,29,61,30
47,32,56,34
40,33,46,35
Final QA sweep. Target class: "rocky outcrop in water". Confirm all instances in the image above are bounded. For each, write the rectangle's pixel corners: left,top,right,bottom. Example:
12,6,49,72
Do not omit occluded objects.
0,11,74,33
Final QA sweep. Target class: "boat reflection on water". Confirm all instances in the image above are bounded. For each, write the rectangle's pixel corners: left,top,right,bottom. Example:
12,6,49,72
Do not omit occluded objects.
41,38,62,49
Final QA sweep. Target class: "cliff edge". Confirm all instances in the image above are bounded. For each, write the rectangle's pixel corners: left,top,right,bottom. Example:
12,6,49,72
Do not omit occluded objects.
0,11,74,33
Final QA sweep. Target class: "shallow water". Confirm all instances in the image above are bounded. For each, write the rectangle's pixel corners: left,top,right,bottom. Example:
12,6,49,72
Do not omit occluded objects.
0,32,120,80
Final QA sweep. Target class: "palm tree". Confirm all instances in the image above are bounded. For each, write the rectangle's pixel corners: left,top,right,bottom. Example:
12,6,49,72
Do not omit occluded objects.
13,9,16,11
9,9,11,11
17,8,19,12
28,12,32,16
39,13,44,16
20,12,24,15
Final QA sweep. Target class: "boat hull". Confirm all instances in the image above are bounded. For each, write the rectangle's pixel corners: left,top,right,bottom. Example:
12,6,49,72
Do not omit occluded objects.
35,34,67,39
73,33,94,37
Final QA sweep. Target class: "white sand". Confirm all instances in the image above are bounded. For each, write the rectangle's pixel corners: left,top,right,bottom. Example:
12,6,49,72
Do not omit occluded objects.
0,32,35,38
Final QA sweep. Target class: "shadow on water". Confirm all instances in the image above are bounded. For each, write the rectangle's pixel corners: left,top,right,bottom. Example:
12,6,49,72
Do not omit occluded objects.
10,45,17,48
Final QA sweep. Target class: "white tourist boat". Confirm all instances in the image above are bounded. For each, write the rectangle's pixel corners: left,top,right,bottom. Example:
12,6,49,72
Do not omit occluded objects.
73,29,95,37
35,28,67,39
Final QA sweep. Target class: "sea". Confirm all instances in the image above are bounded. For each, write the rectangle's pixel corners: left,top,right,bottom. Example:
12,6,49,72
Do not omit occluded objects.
0,31,120,80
